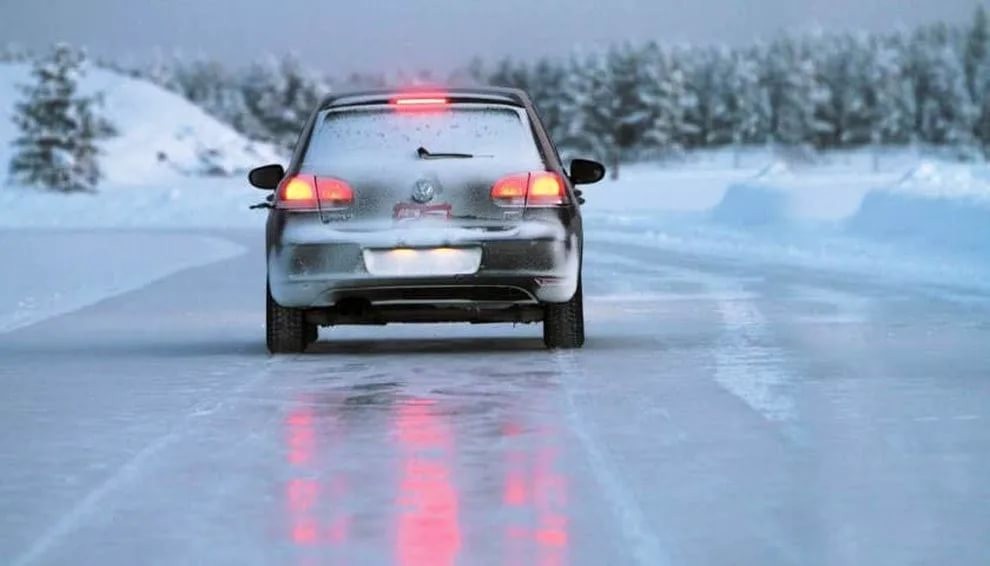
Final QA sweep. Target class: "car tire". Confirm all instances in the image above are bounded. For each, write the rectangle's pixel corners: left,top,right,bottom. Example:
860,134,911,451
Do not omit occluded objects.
543,281,585,349
266,283,315,354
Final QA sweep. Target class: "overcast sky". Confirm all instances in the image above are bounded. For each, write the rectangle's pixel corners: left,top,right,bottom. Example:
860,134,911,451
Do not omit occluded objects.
1,0,983,74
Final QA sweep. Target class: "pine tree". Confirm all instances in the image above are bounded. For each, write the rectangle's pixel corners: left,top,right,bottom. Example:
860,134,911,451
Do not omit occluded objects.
965,5,990,99
818,34,875,147
8,44,116,192
557,52,623,176
683,47,729,147
763,37,832,148
528,58,569,144
909,24,976,149
638,43,695,157
242,54,328,151
608,44,654,164
724,46,772,164
965,5,990,154
868,34,916,145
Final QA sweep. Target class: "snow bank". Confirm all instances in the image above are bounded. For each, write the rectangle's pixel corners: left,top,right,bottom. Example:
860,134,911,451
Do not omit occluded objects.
0,62,279,186
588,153,990,290
711,160,898,225
704,158,990,261
0,230,244,333
846,162,990,258
0,177,268,228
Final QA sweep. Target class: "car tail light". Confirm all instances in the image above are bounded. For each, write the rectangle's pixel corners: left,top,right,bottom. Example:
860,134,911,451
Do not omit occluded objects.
490,171,567,207
490,173,529,207
315,177,354,209
277,175,353,210
526,172,566,206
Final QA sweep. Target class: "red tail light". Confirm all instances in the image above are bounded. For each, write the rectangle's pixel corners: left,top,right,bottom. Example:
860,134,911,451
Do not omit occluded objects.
526,172,566,206
490,173,529,207
277,175,354,210
491,171,566,207
315,177,354,209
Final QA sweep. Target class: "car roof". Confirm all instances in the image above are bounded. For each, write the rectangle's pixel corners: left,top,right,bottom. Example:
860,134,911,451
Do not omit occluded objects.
319,87,530,110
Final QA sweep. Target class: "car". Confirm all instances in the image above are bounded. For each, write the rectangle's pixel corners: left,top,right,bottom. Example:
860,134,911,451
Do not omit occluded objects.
247,87,606,353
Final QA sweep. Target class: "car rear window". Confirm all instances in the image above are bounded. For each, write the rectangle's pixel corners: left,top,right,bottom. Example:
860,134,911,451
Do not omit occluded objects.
301,104,545,172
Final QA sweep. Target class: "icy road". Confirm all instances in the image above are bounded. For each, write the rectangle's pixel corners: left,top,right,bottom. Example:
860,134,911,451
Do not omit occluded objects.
2,229,989,566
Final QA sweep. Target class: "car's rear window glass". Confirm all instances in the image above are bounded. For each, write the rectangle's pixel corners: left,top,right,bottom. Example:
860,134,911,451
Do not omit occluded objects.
301,105,544,171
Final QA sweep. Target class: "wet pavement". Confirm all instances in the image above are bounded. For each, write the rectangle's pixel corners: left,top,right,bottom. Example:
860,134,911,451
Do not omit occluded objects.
1,230,989,565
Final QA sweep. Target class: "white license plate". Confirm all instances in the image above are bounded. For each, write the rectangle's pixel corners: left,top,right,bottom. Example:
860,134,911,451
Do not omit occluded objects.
363,247,482,276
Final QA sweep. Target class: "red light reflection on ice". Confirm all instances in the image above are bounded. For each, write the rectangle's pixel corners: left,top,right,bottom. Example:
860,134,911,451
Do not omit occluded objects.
286,408,315,466
394,400,461,566
502,423,569,566
283,402,350,553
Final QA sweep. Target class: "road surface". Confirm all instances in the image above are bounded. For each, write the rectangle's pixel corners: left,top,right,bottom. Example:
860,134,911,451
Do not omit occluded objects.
2,229,989,565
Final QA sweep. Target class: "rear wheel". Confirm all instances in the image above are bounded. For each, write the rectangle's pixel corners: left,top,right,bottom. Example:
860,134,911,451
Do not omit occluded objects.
543,282,585,349
266,284,316,354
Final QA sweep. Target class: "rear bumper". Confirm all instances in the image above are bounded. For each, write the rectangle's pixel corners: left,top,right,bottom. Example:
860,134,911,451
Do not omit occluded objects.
268,220,579,308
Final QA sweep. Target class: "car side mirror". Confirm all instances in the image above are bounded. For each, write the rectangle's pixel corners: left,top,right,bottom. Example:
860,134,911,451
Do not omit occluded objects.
569,158,606,185
248,164,285,190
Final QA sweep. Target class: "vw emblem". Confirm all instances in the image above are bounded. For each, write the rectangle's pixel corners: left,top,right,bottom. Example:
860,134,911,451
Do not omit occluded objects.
411,179,437,203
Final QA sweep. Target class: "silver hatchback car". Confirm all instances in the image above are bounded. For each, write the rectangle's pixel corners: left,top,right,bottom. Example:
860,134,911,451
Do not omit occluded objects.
248,88,605,353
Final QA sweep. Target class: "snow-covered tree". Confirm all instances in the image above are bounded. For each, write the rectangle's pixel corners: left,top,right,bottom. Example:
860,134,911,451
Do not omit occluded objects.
607,44,656,163
683,47,730,147
965,5,990,154
763,37,832,148
868,34,916,145
8,44,116,192
909,24,976,150
526,58,569,144
965,5,990,100
724,47,772,164
557,52,622,175
817,34,873,147
242,54,328,150
638,43,696,157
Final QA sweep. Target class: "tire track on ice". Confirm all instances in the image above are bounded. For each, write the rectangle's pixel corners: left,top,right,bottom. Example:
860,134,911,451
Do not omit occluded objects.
553,351,671,566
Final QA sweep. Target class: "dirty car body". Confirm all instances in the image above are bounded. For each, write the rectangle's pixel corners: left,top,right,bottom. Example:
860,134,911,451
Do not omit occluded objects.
249,88,605,352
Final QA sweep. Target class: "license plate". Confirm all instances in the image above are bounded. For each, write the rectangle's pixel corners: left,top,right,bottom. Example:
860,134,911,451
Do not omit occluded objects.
363,247,482,276
393,203,452,221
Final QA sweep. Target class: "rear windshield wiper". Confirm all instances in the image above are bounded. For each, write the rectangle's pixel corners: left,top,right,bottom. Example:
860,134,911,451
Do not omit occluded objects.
417,146,474,159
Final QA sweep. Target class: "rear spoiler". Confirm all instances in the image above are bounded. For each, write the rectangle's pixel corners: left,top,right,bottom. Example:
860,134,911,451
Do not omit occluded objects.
320,89,527,110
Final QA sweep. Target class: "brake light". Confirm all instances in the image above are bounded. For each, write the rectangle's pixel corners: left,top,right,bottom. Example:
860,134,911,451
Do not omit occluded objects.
526,172,566,206
277,175,353,210
391,93,449,113
315,177,354,209
392,96,448,106
278,176,317,209
490,171,567,207
490,173,529,206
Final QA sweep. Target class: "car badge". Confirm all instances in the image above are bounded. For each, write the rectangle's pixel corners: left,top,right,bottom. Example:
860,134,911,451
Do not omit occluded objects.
411,179,437,203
